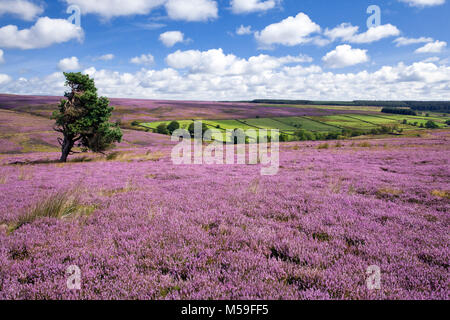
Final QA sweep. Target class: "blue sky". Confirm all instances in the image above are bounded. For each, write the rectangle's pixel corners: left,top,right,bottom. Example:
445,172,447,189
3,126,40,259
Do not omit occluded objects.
0,0,449,100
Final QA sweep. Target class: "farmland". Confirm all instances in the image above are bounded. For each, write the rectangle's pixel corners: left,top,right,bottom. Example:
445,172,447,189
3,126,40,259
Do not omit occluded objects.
141,111,450,142
0,94,448,300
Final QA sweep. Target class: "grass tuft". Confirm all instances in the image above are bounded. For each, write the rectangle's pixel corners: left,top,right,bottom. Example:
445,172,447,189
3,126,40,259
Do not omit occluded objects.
358,142,372,148
431,190,450,199
8,189,93,233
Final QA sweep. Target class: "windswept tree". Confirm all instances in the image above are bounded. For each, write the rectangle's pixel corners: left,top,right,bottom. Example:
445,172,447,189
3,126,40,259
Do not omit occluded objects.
53,72,123,162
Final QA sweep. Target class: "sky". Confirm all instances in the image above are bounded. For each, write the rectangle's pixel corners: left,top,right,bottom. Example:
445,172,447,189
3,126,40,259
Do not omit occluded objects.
0,0,449,101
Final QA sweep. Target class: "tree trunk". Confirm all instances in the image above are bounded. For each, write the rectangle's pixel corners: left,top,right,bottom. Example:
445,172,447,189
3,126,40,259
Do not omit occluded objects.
60,136,74,162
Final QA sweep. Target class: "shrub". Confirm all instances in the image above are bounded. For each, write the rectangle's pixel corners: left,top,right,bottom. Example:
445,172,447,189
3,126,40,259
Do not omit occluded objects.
156,123,169,135
188,122,209,139
425,120,439,129
131,121,140,126
167,121,180,134
317,143,329,149
279,133,288,142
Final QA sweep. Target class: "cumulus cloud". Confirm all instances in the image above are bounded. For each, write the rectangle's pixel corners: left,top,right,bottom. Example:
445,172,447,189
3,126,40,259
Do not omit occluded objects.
166,48,312,75
230,0,278,14
165,0,218,22
394,36,433,46
398,0,445,7
159,31,185,47
0,0,43,21
236,25,252,35
58,57,81,71
0,17,83,50
2,58,450,101
322,45,369,69
0,73,12,85
64,0,165,18
415,40,447,53
0,50,4,64
255,12,321,47
130,54,155,66
95,54,115,61
325,23,400,44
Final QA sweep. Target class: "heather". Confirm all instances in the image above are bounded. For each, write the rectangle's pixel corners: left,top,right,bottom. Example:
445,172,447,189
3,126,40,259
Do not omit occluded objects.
0,134,448,300
0,94,381,124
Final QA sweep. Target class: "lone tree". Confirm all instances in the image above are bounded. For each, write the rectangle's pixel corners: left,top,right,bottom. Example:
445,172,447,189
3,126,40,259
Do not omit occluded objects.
53,72,123,162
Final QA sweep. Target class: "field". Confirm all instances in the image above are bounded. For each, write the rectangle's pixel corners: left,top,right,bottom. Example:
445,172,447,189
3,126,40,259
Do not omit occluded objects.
0,94,449,300
141,111,450,143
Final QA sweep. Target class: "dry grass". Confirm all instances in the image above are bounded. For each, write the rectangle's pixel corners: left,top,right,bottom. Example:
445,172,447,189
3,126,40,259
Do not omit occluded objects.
248,178,260,194
8,189,95,233
99,179,137,197
358,142,372,148
431,190,450,199
105,151,166,162
376,188,403,199
18,167,33,181
0,175,7,184
317,143,329,150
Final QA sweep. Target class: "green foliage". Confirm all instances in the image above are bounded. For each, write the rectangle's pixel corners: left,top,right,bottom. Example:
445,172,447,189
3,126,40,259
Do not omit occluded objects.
381,108,417,116
425,120,439,129
156,123,169,135
131,120,140,126
188,122,209,139
279,133,288,142
445,120,450,126
53,73,122,161
167,121,180,134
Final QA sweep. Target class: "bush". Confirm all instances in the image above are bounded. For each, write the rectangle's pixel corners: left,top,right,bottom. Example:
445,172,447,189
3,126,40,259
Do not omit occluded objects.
317,143,329,149
131,121,140,126
425,120,439,129
167,121,180,134
445,120,450,126
188,122,209,139
279,133,288,142
156,123,169,135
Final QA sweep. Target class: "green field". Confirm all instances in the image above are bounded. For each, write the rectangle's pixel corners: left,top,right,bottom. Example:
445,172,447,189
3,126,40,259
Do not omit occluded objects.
141,109,450,142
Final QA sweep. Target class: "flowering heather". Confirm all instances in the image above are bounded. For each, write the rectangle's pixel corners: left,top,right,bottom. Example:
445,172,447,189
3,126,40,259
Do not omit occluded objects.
0,94,379,123
0,133,448,300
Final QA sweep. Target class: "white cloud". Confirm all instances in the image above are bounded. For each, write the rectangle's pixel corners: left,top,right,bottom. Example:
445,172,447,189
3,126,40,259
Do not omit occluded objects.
130,54,155,66
159,31,185,47
166,48,312,75
64,0,165,18
231,0,278,14
0,0,43,21
0,50,4,64
322,45,369,69
0,73,12,85
58,57,81,71
255,12,321,47
236,25,252,35
394,36,433,46
165,0,218,21
398,0,445,7
415,40,447,53
95,54,115,61
325,23,400,44
0,17,83,50
2,59,450,101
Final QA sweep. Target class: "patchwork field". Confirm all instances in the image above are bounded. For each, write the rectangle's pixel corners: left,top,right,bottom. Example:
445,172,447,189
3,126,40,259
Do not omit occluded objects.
0,94,448,300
